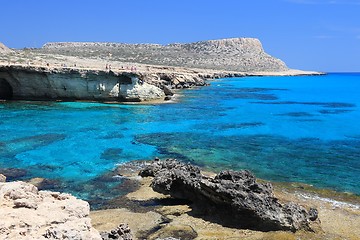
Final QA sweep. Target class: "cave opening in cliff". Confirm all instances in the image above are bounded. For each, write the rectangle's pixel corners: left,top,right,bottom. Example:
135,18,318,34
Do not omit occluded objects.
0,78,13,100
118,75,132,84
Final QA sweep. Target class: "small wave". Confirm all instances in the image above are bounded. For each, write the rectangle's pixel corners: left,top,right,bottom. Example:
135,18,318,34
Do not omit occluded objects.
112,174,125,179
297,193,360,209
166,93,181,103
112,174,142,181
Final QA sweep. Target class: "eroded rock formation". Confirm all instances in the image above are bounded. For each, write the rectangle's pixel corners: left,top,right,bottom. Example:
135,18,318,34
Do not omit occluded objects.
0,65,164,102
139,159,318,232
0,181,102,239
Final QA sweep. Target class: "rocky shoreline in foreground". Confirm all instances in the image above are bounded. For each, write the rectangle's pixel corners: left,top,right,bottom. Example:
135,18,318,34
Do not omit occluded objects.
2,159,359,239
92,159,360,240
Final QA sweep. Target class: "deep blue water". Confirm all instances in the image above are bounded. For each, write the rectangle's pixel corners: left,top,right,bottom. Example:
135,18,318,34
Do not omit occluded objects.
1,73,360,205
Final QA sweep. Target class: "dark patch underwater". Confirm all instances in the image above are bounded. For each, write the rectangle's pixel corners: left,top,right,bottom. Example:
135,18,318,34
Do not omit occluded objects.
250,101,356,108
135,132,360,194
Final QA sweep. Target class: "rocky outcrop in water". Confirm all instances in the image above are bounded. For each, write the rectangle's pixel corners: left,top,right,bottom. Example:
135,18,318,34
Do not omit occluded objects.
139,159,318,232
0,181,102,239
40,38,288,72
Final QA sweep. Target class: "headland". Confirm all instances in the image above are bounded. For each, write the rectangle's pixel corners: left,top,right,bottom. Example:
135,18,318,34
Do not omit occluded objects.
0,38,322,102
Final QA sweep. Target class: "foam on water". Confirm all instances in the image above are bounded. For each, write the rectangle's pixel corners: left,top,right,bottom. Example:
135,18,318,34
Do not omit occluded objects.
298,193,360,210
1,73,360,205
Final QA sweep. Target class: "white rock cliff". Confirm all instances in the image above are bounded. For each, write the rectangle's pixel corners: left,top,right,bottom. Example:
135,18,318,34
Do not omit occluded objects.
0,65,164,101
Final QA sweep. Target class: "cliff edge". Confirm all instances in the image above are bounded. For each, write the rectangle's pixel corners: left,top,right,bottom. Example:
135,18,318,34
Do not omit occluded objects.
0,42,13,54
0,38,321,102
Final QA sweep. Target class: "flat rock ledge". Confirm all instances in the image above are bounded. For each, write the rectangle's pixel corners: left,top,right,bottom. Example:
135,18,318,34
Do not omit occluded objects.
0,181,103,239
139,159,318,232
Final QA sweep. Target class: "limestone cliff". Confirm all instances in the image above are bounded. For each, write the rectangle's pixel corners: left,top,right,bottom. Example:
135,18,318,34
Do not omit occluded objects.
0,65,164,102
40,38,288,72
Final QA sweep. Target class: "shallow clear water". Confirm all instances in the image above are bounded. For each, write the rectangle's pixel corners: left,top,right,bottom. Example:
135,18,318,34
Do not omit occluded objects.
1,73,360,205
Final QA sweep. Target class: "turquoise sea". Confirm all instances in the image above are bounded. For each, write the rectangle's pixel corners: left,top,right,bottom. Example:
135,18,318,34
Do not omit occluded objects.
1,73,360,207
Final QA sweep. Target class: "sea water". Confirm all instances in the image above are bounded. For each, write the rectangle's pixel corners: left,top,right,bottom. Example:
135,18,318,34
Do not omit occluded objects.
1,73,359,205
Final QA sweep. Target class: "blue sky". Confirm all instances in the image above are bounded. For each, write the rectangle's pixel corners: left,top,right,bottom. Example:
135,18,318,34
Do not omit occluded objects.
1,0,359,72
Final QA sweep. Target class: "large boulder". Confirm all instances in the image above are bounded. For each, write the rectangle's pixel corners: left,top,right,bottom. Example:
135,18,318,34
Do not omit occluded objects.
139,159,318,232
0,181,102,239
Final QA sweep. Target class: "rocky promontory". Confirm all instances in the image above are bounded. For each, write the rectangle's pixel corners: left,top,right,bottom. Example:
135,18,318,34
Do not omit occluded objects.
0,39,322,102
39,38,288,72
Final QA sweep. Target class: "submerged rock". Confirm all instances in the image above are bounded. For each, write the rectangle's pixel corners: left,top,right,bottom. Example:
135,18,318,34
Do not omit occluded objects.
0,181,102,239
139,159,318,232
0,168,27,181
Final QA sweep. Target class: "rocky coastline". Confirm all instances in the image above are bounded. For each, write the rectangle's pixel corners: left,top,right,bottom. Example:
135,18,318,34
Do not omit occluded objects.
0,39,322,102
38,38,288,72
92,159,360,239
1,159,360,239
0,38,340,240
